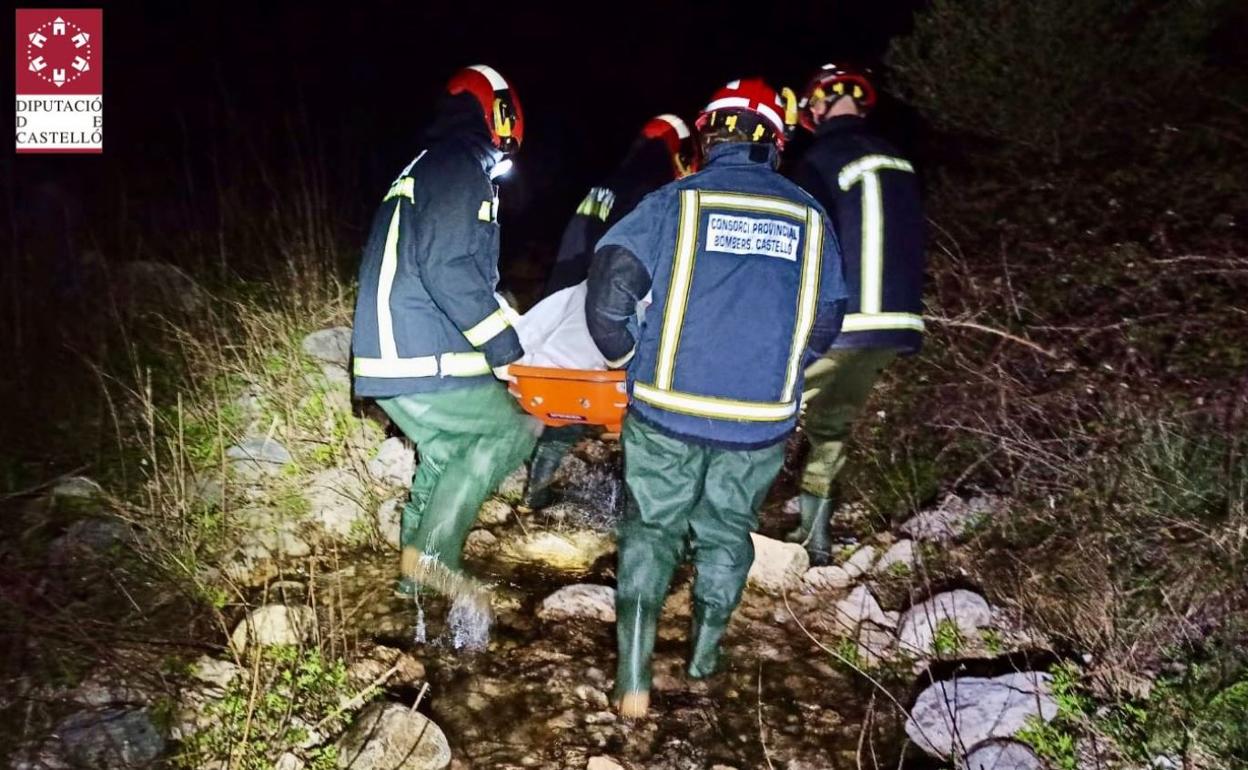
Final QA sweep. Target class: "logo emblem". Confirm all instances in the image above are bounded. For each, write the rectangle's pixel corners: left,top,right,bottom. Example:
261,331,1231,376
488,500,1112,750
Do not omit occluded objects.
15,9,104,154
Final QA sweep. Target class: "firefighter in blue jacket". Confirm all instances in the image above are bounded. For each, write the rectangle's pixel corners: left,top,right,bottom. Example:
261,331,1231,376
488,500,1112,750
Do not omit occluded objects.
586,79,848,718
351,65,540,610
785,64,926,564
523,114,698,510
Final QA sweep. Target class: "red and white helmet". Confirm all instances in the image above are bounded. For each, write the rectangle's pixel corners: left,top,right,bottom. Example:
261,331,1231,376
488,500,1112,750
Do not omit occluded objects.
695,78,795,150
799,63,877,131
641,114,698,177
446,64,525,155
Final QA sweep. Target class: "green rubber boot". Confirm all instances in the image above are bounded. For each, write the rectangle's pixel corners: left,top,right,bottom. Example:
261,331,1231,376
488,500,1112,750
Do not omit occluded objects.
522,439,565,510
786,493,833,566
614,596,661,703
688,605,732,679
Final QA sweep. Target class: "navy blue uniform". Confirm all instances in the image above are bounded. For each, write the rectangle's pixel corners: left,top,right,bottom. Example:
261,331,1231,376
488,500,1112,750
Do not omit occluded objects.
586,142,849,449
352,94,523,398
791,115,925,353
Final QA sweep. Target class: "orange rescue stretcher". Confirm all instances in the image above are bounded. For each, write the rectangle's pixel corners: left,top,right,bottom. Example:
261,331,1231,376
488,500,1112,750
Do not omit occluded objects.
508,365,629,434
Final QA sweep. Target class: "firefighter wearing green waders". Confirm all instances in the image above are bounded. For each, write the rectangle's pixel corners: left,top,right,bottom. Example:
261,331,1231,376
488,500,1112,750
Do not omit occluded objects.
350,65,540,621
585,78,848,718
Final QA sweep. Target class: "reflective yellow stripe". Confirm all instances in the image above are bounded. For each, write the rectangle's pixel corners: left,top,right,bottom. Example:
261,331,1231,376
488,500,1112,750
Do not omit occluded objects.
463,308,510,347
654,190,699,390
376,203,403,359
837,155,914,188
355,356,437,378
633,383,797,422
697,191,807,221
439,352,491,376
384,177,414,202
837,155,914,316
354,352,490,379
840,312,925,333
780,207,823,402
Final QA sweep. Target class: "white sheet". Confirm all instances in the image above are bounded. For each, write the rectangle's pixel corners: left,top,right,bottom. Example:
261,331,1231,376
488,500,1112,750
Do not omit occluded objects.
513,282,607,369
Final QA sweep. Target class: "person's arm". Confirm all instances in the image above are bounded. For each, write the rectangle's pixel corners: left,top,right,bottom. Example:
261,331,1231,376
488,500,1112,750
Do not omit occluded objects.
584,192,663,368
414,152,523,368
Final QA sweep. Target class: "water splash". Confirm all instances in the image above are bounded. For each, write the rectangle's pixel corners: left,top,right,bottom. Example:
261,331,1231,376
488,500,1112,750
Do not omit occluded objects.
412,598,428,645
446,593,492,651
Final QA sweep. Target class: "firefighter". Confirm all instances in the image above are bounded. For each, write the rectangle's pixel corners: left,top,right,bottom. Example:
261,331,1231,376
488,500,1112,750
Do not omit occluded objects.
586,79,848,718
522,114,699,511
785,63,926,565
350,65,541,611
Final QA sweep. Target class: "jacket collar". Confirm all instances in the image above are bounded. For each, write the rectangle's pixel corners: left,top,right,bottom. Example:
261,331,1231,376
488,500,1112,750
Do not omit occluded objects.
813,114,868,139
705,141,779,169
423,92,504,175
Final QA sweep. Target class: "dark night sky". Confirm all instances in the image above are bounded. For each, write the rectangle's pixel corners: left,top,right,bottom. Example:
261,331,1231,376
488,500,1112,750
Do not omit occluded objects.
5,1,924,269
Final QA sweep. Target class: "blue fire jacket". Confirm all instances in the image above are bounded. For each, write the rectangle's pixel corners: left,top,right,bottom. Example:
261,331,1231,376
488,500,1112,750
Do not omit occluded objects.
586,142,848,449
791,115,926,354
351,94,523,398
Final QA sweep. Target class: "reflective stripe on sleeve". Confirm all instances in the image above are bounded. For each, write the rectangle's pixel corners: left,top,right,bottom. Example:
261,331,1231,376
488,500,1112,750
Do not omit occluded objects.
463,308,511,347
839,312,925,333
606,347,636,369
353,352,490,379
633,383,797,422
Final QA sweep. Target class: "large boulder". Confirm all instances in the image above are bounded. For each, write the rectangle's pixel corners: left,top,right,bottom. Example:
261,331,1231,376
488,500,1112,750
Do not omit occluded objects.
229,604,316,655
48,517,134,567
898,590,994,656
336,702,451,770
301,326,352,367
306,468,370,539
367,437,415,489
50,476,105,504
747,534,809,595
834,585,894,631
111,260,208,316
802,565,853,594
538,584,617,623
906,672,1057,758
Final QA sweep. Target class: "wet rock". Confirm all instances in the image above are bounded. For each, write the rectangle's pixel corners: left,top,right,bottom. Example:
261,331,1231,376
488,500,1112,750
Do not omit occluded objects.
587,758,625,770
906,672,1056,758
348,645,425,690
574,684,610,711
497,529,614,573
306,468,369,539
336,702,451,770
747,533,809,595
873,539,916,575
227,437,292,478
376,496,402,550
302,326,352,367
900,494,996,543
48,517,133,566
463,529,499,559
189,655,244,691
368,437,415,489
46,707,165,769
538,584,616,623
496,465,527,503
478,498,512,526
803,565,853,593
229,604,316,655
898,590,993,655
834,585,893,631
839,544,878,579
965,739,1044,770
